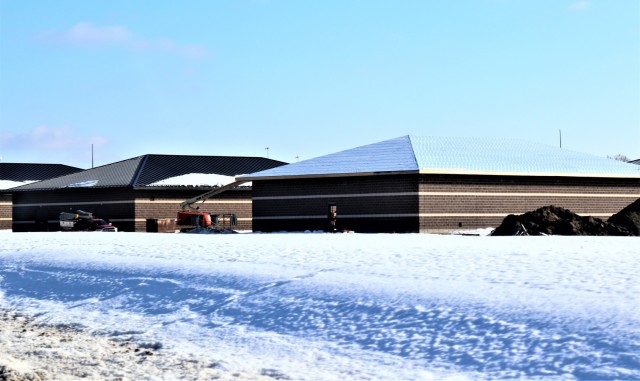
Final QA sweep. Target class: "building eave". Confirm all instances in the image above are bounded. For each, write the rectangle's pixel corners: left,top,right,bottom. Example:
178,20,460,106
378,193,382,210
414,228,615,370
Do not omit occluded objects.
133,185,253,191
239,170,420,181
241,169,640,181
418,169,640,179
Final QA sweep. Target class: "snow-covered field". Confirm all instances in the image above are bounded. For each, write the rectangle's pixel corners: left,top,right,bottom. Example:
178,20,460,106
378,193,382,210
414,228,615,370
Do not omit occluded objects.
0,231,638,380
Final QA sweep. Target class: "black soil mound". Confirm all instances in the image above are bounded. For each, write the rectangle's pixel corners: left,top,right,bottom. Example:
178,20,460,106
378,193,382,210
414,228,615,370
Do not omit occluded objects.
491,205,632,236
607,198,640,236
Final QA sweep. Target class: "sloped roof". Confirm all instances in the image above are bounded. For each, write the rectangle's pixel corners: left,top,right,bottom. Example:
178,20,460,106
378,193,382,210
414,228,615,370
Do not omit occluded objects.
630,159,640,165
10,155,286,192
0,163,82,182
240,135,640,180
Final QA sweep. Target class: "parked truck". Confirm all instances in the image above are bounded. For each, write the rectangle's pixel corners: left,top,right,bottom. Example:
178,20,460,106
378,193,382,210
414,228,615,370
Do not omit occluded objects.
59,210,118,232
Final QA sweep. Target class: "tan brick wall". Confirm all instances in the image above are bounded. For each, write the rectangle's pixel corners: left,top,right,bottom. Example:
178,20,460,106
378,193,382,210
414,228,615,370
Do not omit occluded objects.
419,175,640,232
0,194,11,230
135,197,252,232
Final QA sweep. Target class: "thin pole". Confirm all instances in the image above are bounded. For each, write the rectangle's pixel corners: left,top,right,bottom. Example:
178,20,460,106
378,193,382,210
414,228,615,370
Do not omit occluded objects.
92,144,94,168
559,129,562,149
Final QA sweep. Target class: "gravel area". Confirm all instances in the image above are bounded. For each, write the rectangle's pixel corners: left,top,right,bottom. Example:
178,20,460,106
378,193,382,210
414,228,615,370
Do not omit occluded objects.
0,310,279,381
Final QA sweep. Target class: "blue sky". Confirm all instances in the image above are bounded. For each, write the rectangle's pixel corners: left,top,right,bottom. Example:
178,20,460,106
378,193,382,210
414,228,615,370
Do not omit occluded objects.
1,0,638,169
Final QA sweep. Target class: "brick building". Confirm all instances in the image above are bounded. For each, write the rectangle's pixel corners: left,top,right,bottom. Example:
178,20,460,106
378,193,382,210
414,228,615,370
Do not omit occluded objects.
240,136,640,233
9,155,285,232
1,163,82,230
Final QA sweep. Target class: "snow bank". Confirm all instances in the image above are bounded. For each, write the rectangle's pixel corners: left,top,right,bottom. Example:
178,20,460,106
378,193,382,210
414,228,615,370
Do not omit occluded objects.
0,180,36,190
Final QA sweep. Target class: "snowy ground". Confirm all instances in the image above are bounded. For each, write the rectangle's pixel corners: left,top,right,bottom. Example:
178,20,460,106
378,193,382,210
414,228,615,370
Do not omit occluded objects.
0,231,638,380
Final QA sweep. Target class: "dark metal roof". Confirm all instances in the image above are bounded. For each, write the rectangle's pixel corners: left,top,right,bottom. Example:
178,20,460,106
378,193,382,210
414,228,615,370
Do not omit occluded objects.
630,159,640,165
10,155,286,192
0,163,82,182
133,155,286,186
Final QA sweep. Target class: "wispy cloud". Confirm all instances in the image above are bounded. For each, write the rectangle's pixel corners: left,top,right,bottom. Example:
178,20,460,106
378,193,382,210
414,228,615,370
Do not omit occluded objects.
60,22,132,44
568,1,591,11
0,126,107,153
39,22,212,59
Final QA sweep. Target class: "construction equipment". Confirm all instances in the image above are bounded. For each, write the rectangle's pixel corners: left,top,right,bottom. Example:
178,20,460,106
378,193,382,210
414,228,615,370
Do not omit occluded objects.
177,180,248,232
59,210,118,232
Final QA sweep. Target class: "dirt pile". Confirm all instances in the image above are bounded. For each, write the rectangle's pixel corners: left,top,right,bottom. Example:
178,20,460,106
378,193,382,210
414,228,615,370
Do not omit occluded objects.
491,204,636,236
607,198,640,236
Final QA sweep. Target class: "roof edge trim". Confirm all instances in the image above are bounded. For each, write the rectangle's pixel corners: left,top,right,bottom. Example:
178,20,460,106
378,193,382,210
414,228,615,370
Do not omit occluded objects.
418,169,640,179
239,170,419,181
241,168,640,181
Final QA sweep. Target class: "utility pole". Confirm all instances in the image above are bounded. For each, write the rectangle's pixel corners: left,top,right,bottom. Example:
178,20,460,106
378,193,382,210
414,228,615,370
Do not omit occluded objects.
265,147,270,159
91,144,94,168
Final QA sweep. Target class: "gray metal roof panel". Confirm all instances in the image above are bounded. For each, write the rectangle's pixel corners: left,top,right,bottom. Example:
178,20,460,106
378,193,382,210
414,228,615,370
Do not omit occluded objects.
10,156,145,191
241,136,418,179
0,163,82,182
241,135,640,179
410,136,640,177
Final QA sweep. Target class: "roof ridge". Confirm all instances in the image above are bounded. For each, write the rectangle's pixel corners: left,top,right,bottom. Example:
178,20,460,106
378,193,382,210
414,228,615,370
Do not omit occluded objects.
131,155,150,187
406,135,420,170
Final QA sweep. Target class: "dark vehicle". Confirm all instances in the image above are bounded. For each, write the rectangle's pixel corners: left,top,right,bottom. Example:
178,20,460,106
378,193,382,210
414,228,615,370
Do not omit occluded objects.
59,210,118,232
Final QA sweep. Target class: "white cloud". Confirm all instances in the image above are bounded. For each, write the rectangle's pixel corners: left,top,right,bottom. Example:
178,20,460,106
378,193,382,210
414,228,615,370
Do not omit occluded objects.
40,22,212,59
568,1,591,11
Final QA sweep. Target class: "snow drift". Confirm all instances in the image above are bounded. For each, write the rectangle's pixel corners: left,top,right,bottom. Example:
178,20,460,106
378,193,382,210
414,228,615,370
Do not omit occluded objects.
0,232,639,380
